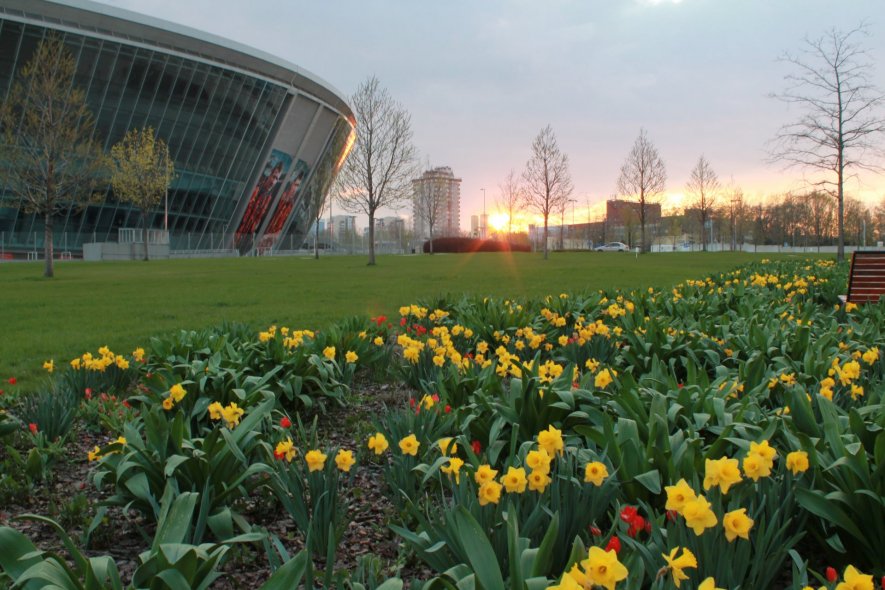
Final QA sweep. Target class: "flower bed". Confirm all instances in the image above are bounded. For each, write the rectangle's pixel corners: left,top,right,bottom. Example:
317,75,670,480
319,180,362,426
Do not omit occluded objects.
0,257,882,589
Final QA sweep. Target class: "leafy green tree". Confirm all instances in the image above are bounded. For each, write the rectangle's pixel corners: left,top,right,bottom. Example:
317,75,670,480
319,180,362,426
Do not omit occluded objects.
109,127,174,261
0,36,106,277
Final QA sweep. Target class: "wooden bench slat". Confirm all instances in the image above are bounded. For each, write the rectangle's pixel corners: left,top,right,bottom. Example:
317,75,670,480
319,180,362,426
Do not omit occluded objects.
846,250,885,304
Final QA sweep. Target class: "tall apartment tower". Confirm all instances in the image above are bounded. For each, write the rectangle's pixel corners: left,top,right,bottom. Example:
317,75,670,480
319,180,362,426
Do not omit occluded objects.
412,167,461,240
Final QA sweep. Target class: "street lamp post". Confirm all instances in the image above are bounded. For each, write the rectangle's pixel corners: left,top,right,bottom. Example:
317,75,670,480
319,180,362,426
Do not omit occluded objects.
481,188,486,238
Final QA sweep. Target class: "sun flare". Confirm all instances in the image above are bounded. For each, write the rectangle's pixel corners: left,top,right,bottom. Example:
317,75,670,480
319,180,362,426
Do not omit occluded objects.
488,213,510,233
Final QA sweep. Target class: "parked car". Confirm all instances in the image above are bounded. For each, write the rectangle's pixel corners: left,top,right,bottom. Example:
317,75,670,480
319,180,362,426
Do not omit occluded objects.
594,241,629,252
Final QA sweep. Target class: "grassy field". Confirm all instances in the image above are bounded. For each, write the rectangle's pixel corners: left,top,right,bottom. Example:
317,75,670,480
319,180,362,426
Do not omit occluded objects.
0,251,832,386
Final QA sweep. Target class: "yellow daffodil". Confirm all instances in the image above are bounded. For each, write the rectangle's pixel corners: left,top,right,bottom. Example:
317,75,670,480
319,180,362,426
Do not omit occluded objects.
664,478,697,513
699,577,724,590
584,461,608,486
323,346,336,360
169,383,187,403
850,384,864,400
537,425,564,456
723,508,754,542
275,439,297,462
132,347,145,362
345,350,358,363
43,360,54,373
742,454,768,481
437,437,458,456
475,464,499,485
221,402,244,428
335,449,355,472
502,466,528,493
527,469,551,493
440,457,465,483
662,547,697,588
162,397,174,411
835,565,874,590
398,434,420,456
373,336,384,346
368,432,389,455
703,456,743,494
581,546,629,590
526,448,553,474
304,449,327,472
786,450,809,475
478,480,503,505
681,495,718,535
594,368,614,389
547,571,583,590
207,402,223,420
87,446,101,461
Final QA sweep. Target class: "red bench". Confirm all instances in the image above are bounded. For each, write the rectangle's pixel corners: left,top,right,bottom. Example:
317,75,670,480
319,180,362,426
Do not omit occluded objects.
842,250,885,304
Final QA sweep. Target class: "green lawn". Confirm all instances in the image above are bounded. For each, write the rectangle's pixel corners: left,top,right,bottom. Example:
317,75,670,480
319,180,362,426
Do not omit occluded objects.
0,251,831,386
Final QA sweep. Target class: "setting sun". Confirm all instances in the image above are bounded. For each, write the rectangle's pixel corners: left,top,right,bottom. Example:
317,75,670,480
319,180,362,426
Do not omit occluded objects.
488,212,510,232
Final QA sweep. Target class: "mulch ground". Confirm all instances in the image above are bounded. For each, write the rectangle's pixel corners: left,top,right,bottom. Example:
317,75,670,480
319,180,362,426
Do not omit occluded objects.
0,377,433,588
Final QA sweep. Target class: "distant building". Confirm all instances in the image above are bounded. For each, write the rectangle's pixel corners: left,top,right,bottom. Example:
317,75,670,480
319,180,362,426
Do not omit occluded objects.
469,214,489,237
412,166,461,239
606,199,662,226
0,0,354,258
329,215,356,241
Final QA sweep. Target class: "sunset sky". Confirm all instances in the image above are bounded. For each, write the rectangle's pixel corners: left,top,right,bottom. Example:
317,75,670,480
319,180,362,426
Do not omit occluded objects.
98,0,885,229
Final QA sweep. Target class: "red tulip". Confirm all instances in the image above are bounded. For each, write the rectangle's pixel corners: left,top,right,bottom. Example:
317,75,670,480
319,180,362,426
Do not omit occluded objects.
604,536,621,554
7,377,16,385
589,525,602,537
444,404,452,414
826,567,837,583
280,417,292,429
471,440,482,455
28,423,38,434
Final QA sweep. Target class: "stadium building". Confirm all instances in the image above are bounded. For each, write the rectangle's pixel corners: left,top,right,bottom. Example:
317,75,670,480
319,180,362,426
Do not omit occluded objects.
0,0,355,258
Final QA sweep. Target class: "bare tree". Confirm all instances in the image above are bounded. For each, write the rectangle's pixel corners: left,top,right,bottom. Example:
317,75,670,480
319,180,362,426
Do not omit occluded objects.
843,197,872,246
770,24,885,261
616,129,667,253
496,169,522,238
412,166,448,254
875,196,885,243
522,125,573,259
806,190,836,249
0,36,106,277
335,76,417,265
685,155,720,251
723,183,747,251
109,127,174,261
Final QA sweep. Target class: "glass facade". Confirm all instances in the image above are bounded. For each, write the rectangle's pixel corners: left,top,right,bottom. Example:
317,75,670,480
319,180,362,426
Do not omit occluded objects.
0,1,353,257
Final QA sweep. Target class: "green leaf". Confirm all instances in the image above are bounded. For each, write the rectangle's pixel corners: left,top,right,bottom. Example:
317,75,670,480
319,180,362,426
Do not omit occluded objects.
258,550,309,590
0,526,44,587
453,507,505,590
632,470,661,494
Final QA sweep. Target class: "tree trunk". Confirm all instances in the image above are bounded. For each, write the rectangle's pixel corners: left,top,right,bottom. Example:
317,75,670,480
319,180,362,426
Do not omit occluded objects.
43,212,54,278
367,215,376,265
543,216,549,260
314,221,320,260
142,209,150,261
429,226,434,254
837,160,845,262
701,210,708,252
